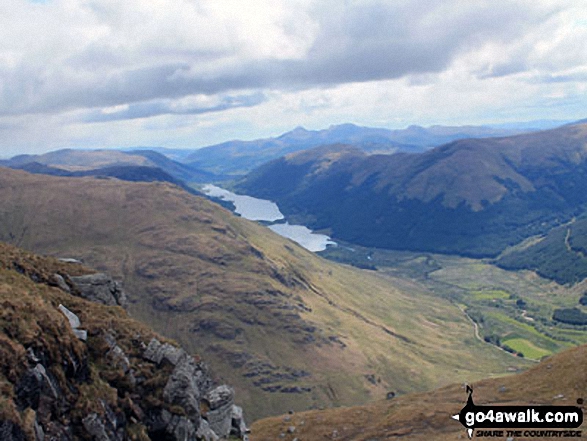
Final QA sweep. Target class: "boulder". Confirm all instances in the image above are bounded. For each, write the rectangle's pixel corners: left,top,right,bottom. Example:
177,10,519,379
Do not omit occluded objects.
58,304,87,341
196,419,219,441
70,273,127,307
204,386,235,437
165,415,196,441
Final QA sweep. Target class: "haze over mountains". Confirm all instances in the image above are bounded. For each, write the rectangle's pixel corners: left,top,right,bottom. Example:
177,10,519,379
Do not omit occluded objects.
0,149,219,184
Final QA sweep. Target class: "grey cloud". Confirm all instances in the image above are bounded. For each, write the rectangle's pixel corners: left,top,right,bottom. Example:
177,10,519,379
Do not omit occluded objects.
0,0,563,118
82,92,266,122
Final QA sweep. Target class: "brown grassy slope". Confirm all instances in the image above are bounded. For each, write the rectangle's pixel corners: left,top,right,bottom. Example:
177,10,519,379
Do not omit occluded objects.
252,343,586,440
0,168,529,420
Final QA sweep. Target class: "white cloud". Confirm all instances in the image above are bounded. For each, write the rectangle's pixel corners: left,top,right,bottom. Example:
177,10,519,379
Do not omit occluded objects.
0,0,585,154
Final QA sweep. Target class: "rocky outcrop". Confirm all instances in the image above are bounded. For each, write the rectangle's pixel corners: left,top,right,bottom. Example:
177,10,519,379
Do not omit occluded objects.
69,273,128,307
143,338,249,440
0,243,248,441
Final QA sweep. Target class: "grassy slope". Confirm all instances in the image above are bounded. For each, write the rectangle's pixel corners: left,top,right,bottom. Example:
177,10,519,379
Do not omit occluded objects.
251,343,587,440
0,168,528,420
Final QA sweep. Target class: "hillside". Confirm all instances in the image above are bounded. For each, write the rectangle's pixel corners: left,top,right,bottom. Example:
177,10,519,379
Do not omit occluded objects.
237,122,587,259
0,168,528,420
13,163,201,195
496,217,587,285
0,242,248,440
0,148,218,183
251,342,586,440
185,123,530,176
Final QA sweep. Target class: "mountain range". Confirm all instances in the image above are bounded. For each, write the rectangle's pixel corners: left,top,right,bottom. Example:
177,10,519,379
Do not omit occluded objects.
252,342,587,440
184,122,542,176
236,122,587,262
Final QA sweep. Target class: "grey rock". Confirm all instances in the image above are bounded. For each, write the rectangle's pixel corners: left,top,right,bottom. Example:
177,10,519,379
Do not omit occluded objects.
143,338,187,366
204,386,235,438
58,304,81,329
33,417,44,441
231,405,249,437
82,413,110,441
70,273,127,307
196,419,219,441
58,304,87,341
163,357,205,419
104,334,135,385
73,329,88,341
165,415,196,441
205,406,233,438
58,258,82,264
206,385,234,410
26,347,41,364
53,274,70,293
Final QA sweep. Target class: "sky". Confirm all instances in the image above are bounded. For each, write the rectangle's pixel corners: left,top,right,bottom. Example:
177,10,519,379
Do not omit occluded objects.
1,0,586,156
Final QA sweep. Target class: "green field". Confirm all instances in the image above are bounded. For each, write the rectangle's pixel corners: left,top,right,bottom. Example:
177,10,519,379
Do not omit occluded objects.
502,338,551,360
470,289,510,300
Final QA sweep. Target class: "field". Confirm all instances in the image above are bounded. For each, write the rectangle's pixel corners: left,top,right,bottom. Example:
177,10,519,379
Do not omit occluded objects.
501,338,551,360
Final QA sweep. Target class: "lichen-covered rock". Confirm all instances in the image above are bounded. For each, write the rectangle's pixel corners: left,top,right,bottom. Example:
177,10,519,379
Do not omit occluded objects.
166,415,197,441
143,338,186,366
104,334,136,386
163,357,204,420
196,419,220,441
82,413,111,441
205,385,234,411
70,273,127,307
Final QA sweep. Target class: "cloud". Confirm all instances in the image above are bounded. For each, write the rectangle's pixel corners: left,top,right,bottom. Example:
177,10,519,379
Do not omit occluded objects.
0,0,586,154
82,92,266,122
0,0,565,118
